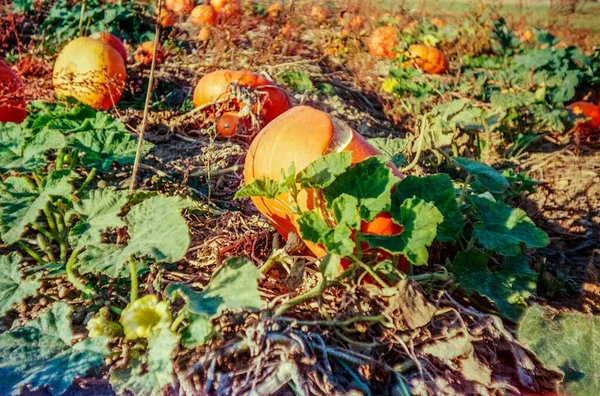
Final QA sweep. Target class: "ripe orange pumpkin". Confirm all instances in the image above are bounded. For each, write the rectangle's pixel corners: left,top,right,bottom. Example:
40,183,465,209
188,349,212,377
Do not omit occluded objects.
134,41,166,66
216,111,242,136
88,32,127,63
244,106,403,260
158,7,176,27
53,37,126,110
211,0,240,16
0,60,27,123
430,17,446,28
267,2,283,18
198,26,212,42
193,70,290,125
402,44,449,74
165,0,194,14
190,4,217,26
519,29,534,43
368,26,399,59
567,101,600,135
310,6,328,23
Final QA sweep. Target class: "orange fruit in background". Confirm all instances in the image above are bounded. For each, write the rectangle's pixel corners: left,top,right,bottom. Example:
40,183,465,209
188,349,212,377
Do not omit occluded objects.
88,32,127,63
52,37,126,110
430,17,446,28
402,44,449,74
368,26,399,59
157,7,176,27
567,101,600,135
134,41,166,66
190,4,217,26
165,0,194,14
216,111,242,136
0,60,27,123
198,26,212,42
267,2,283,18
310,5,328,23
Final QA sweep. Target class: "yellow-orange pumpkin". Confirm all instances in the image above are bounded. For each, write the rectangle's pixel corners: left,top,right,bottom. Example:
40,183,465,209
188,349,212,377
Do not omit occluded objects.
368,26,399,59
402,44,449,74
0,60,27,123
53,37,126,110
198,26,212,42
158,7,176,27
190,4,217,26
244,106,403,260
567,101,600,135
267,2,283,18
211,0,240,16
193,70,290,125
134,41,166,66
165,0,195,14
88,32,127,63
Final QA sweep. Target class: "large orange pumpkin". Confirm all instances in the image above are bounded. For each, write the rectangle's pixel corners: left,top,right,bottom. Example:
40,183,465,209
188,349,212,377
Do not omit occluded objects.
193,70,290,129
190,4,217,26
165,0,195,14
244,106,404,261
88,32,127,63
567,101,600,135
402,44,449,74
368,26,399,59
0,60,27,123
53,37,126,110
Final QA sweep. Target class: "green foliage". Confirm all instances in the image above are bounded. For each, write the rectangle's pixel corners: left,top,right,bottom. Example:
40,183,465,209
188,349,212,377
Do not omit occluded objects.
0,303,109,395
519,305,600,396
0,253,41,316
278,70,314,93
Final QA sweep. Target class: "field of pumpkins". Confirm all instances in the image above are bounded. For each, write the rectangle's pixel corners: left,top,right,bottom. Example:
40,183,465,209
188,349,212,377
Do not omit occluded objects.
0,0,599,395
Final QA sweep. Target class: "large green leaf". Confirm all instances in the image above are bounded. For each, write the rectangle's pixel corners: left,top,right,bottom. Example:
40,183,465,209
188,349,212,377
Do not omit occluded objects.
452,252,537,321
68,130,152,172
76,196,190,277
519,305,599,396
454,157,509,194
469,195,549,256
147,326,179,390
67,188,128,250
393,174,464,243
323,156,398,222
0,171,75,245
0,253,41,316
110,355,162,396
297,210,354,257
296,152,352,189
0,302,109,394
362,198,443,265
0,124,65,174
166,258,262,347
367,137,407,168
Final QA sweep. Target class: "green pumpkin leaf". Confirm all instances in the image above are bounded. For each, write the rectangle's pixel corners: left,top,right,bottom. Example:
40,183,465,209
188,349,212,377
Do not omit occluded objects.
469,195,549,256
296,152,352,189
147,326,179,390
454,157,509,194
235,178,287,199
362,197,443,265
0,253,41,316
367,137,408,168
451,252,537,321
0,124,66,174
297,210,354,257
0,302,109,395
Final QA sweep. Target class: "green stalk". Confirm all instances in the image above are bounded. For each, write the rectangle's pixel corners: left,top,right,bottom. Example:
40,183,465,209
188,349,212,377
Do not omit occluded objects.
128,255,138,302
69,148,80,170
44,204,59,235
76,168,97,196
459,174,472,205
36,233,56,263
170,312,186,332
274,279,325,317
350,256,388,288
109,306,123,315
56,148,65,170
410,271,450,283
31,221,56,242
32,172,43,188
18,241,47,264
66,249,97,296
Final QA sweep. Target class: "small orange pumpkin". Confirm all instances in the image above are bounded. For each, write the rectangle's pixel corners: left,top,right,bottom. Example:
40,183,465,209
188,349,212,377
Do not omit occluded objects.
197,26,212,42
211,0,240,16
193,70,290,126
402,44,449,74
310,6,328,23
157,7,176,27
88,32,127,63
430,17,446,28
267,2,283,18
519,29,535,43
244,106,403,261
567,101,600,135
216,111,242,136
134,41,166,66
165,0,195,14
190,5,217,26
368,26,399,59
0,60,27,123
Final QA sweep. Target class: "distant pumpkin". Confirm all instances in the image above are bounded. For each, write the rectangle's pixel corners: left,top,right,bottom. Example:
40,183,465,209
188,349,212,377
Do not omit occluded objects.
267,2,283,18
430,17,446,28
165,0,195,14
197,26,212,42
134,41,166,66
157,7,176,27
402,44,449,74
190,5,217,26
368,26,399,59
0,60,27,123
567,101,600,135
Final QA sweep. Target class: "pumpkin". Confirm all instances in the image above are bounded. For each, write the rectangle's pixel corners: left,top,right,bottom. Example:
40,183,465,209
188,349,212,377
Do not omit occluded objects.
402,44,449,74
280,22,294,39
519,29,534,43
198,26,212,42
216,111,242,136
0,60,27,123
165,0,194,14
211,0,240,16
158,7,176,27
88,32,127,63
567,101,600,135
310,6,328,23
267,2,283,18
244,106,403,260
219,2,241,18
53,37,126,110
430,17,446,28
193,70,290,126
368,26,399,59
190,5,217,26
134,41,166,66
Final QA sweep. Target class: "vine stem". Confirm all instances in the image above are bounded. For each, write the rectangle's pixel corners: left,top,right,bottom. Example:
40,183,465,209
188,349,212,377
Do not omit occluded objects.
128,255,138,302
459,173,472,205
129,0,163,191
401,117,426,173
274,278,325,317
278,314,386,328
170,313,186,332
18,241,46,264
76,168,97,196
350,255,388,288
66,249,98,296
